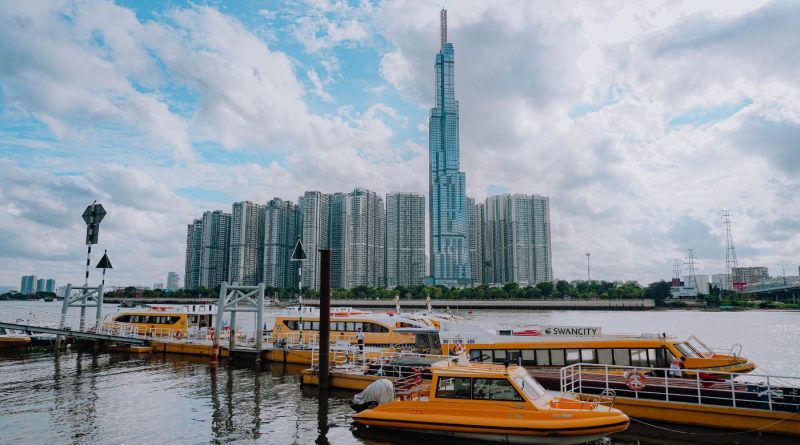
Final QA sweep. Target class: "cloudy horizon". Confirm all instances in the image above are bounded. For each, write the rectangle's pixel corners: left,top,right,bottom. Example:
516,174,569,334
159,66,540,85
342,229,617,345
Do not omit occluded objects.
1,0,798,289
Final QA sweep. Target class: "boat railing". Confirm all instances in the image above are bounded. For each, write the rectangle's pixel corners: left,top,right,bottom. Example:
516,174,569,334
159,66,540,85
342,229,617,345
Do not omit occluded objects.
560,363,800,413
265,331,321,348
0,305,143,340
309,346,450,372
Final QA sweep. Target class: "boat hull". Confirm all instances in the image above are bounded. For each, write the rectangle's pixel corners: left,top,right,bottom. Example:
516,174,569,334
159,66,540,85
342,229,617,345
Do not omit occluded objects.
0,336,31,349
354,422,612,444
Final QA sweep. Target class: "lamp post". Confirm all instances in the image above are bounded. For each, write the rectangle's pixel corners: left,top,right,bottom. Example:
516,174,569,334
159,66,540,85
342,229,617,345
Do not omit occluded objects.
586,253,591,282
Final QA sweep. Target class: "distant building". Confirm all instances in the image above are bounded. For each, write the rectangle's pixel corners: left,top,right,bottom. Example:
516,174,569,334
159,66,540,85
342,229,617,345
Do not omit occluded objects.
199,210,231,289
20,275,36,295
386,192,425,287
732,267,769,285
711,273,730,290
184,219,203,289
153,282,164,290
300,191,329,291
484,194,552,285
683,274,710,294
263,198,302,289
45,279,55,293
35,278,46,293
228,201,265,286
328,192,348,289
466,198,486,285
344,188,385,288
166,272,180,290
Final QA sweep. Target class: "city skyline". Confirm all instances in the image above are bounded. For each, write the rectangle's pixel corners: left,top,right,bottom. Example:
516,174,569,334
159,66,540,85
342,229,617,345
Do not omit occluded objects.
1,2,798,288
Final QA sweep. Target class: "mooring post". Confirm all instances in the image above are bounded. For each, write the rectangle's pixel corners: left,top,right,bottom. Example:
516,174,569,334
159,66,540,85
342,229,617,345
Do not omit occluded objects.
255,282,265,351
229,307,237,356
95,284,104,330
318,249,331,389
55,283,73,350
212,282,227,364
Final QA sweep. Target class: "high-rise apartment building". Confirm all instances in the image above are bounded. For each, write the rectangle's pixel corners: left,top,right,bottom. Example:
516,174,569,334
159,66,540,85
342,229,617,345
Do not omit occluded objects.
166,272,180,290
467,197,486,285
328,192,349,289
36,278,46,293
429,9,470,286
484,194,552,285
199,210,231,289
263,198,302,289
386,192,425,287
45,279,55,293
344,188,385,288
228,201,264,286
184,219,203,289
300,191,329,290
20,275,37,295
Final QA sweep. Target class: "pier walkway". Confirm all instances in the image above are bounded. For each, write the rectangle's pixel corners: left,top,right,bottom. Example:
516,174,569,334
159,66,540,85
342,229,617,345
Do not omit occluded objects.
0,305,146,344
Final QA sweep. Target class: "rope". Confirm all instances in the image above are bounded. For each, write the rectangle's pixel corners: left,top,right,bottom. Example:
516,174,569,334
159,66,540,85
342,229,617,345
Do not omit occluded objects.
629,410,800,436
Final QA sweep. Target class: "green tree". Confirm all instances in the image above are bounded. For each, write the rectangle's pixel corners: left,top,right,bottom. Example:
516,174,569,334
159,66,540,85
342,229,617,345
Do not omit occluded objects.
644,281,671,306
536,281,554,297
555,280,570,297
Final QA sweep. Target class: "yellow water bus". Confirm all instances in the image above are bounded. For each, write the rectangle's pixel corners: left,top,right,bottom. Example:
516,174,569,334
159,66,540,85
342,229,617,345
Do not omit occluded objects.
106,304,217,337
352,361,630,444
439,323,755,375
271,306,428,347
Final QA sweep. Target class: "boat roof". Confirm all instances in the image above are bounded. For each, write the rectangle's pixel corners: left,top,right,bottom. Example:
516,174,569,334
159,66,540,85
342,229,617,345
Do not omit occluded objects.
431,361,525,378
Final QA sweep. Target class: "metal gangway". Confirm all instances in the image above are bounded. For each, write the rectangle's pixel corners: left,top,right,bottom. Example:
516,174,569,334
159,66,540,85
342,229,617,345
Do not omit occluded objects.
0,305,146,345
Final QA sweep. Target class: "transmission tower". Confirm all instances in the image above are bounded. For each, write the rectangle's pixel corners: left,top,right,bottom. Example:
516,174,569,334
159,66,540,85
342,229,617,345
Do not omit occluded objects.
672,259,682,283
685,248,698,298
721,210,739,291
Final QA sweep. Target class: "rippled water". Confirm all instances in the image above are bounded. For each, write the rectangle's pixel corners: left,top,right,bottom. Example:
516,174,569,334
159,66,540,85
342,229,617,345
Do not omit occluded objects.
1,302,798,444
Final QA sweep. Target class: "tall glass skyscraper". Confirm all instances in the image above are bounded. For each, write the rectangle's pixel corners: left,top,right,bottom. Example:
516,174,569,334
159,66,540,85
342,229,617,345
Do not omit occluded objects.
429,9,470,286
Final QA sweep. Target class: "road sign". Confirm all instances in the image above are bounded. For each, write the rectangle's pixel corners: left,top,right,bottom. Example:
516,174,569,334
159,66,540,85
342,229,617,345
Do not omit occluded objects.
82,202,106,245
96,252,113,269
82,202,106,225
291,238,308,261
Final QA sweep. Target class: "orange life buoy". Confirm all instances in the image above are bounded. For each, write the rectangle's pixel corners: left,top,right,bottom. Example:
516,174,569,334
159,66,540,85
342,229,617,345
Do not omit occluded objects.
624,369,647,391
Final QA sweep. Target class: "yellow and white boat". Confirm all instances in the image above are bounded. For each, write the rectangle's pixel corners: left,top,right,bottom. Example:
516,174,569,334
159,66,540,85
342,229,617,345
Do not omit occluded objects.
0,327,31,349
105,303,217,337
352,361,630,444
440,323,755,375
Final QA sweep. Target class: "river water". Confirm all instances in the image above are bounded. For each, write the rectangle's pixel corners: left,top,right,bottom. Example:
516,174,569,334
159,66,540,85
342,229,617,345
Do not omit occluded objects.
1,301,798,444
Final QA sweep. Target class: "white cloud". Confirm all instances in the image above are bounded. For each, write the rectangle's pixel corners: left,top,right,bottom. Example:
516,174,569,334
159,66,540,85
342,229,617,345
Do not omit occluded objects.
307,67,333,102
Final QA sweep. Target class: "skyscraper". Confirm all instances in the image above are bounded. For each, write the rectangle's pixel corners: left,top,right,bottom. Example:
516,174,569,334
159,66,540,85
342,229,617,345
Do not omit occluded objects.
386,192,425,287
263,198,302,289
300,191,329,290
328,192,349,289
199,210,231,289
429,9,470,286
467,197,485,285
20,275,37,295
185,219,203,289
229,201,265,286
344,188,385,288
167,272,180,290
484,194,552,285
45,279,56,293
36,278,46,293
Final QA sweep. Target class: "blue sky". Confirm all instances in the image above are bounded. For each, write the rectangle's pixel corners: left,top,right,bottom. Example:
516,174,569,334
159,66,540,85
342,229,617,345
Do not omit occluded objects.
1,0,799,288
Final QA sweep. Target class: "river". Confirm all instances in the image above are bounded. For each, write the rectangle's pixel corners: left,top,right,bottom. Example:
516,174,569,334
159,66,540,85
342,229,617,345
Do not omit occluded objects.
1,301,798,444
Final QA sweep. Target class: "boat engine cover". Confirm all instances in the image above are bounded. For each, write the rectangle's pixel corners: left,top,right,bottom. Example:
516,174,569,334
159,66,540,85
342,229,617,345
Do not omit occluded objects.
351,379,395,412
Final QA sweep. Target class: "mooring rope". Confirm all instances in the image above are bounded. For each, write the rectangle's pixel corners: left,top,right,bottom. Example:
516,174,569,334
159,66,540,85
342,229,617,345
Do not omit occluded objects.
629,410,800,436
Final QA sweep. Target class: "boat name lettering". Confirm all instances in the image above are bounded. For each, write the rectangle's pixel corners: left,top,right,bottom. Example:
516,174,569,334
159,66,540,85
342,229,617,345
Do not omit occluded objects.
543,326,600,336
442,338,476,344
552,413,573,418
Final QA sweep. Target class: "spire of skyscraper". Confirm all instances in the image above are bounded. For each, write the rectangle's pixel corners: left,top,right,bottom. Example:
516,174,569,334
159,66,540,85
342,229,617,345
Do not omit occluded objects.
440,8,447,48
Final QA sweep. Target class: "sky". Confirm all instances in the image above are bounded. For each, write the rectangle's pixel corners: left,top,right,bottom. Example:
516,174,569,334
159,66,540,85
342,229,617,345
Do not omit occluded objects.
1,0,799,289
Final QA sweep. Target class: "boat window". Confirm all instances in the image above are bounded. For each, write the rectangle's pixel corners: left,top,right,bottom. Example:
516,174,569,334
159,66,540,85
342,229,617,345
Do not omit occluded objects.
373,324,388,333
330,322,337,331
336,322,346,331
355,322,364,331
0,328,6,335
521,349,535,365
312,322,320,330
581,349,596,363
550,349,565,366
303,321,312,330
565,349,580,365
654,348,671,368
514,375,547,401
674,342,699,358
613,349,630,366
436,377,472,399
469,350,482,361
116,315,130,323
507,350,522,365
284,320,299,330
630,349,648,367
535,349,550,366
597,349,613,365
346,322,355,331
493,350,507,363
473,378,523,402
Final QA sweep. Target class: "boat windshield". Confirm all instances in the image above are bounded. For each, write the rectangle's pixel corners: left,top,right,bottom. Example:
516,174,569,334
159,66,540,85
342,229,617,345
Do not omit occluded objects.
514,374,547,401
674,342,700,358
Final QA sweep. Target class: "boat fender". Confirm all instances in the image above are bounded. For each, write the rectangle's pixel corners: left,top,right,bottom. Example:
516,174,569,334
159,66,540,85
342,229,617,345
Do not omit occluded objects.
624,369,647,391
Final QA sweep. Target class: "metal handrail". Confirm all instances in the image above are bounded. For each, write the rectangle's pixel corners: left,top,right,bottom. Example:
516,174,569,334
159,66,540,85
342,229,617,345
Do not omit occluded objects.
559,363,800,413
